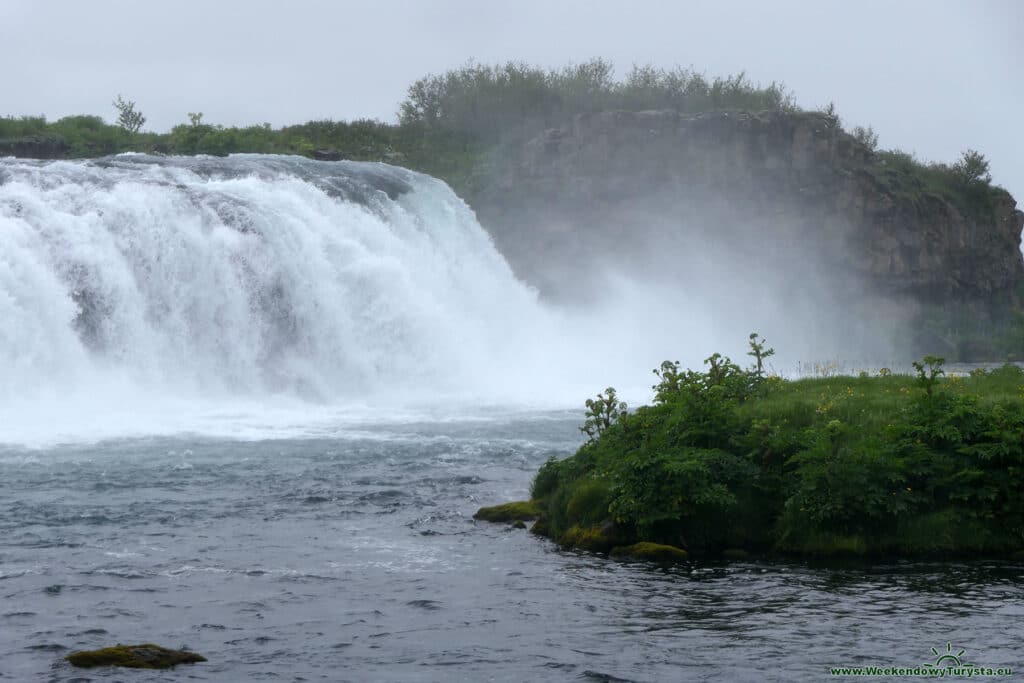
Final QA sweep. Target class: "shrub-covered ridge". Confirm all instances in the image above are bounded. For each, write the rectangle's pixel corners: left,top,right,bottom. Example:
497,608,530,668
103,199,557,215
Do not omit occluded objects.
2,59,1007,219
479,337,1024,559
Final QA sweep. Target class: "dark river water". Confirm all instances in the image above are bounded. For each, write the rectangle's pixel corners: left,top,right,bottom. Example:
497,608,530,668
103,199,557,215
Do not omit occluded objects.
1,413,1021,682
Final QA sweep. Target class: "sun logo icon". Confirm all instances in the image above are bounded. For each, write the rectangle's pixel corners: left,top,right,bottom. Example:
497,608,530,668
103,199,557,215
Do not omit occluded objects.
925,642,973,668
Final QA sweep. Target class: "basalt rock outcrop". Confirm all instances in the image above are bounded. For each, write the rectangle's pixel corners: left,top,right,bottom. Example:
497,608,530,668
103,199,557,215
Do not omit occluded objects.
0,135,69,159
471,110,1024,325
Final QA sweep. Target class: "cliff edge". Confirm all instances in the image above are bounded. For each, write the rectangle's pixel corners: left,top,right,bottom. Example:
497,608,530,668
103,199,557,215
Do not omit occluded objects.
471,110,1023,356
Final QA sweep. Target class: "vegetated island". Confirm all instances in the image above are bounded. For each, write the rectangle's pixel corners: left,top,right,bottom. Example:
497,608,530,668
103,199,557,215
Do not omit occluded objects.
476,335,1024,560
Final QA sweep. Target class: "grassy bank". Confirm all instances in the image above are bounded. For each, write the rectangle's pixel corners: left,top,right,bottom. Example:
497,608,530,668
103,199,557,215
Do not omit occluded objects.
478,339,1024,559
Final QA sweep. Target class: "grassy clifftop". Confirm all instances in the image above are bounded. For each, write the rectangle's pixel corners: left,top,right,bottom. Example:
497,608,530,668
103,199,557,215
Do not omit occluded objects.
1,60,1006,221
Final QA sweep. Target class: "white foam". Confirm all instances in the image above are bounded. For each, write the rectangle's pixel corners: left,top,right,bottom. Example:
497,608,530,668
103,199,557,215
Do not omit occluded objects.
0,155,707,447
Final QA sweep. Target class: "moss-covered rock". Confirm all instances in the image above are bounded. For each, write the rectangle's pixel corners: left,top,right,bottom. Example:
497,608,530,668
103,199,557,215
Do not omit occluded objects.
473,500,542,523
511,520,527,529
559,524,615,553
558,519,633,552
610,542,689,562
65,644,206,669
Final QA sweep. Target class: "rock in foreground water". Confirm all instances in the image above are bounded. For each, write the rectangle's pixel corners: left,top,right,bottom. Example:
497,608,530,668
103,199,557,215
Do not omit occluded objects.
611,543,689,562
65,644,206,669
473,500,541,522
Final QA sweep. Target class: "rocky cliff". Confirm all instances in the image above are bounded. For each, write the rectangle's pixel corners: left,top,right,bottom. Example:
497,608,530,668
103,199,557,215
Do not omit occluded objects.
473,111,1024,301
471,110,1024,327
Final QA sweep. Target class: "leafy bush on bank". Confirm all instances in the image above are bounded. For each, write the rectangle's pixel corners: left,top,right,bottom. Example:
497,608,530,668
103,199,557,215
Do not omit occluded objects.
523,338,1024,558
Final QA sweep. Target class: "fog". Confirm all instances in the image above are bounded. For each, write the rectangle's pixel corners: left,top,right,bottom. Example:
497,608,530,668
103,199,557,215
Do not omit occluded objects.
488,179,907,375
1,0,1021,199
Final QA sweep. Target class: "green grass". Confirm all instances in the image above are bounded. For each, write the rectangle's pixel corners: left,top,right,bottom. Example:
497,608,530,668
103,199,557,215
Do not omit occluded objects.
871,149,1003,224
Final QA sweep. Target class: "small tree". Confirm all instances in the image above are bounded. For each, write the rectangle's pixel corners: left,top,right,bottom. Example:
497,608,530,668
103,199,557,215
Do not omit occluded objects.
704,352,743,386
652,360,683,403
747,332,775,379
581,387,627,442
819,101,841,126
112,94,145,134
851,125,879,152
952,149,991,185
912,355,945,397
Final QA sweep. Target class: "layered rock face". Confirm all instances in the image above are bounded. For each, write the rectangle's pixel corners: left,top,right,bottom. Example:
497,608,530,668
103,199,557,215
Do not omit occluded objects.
471,110,1024,317
0,136,68,159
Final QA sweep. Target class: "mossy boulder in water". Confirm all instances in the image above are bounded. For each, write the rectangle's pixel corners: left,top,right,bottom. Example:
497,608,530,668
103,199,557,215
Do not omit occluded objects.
473,500,542,522
559,524,614,553
65,643,207,669
557,521,631,554
610,542,689,562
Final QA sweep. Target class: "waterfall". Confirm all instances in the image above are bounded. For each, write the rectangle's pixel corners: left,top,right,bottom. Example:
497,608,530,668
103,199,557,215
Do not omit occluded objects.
0,155,553,403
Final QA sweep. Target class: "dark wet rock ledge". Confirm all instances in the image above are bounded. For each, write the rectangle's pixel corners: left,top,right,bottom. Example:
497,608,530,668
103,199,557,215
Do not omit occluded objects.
65,643,207,669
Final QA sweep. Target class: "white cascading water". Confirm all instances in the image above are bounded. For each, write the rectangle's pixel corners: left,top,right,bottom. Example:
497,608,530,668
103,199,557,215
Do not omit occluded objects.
2,154,696,445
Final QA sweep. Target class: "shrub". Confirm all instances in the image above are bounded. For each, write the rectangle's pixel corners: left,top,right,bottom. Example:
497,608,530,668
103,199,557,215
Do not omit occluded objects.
530,457,561,500
952,149,991,185
580,387,627,441
851,125,879,151
912,355,945,397
112,95,145,134
531,336,1024,557
398,60,796,145
747,332,775,379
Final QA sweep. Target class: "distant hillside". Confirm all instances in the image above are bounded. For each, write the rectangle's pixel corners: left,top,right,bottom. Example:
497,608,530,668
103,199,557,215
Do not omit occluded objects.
471,108,1023,360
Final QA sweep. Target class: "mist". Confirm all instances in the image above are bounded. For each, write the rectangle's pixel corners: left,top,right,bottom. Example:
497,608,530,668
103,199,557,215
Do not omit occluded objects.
0,154,738,445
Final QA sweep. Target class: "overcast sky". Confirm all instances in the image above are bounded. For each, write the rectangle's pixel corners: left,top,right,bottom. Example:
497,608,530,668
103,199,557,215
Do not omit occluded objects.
2,0,1021,198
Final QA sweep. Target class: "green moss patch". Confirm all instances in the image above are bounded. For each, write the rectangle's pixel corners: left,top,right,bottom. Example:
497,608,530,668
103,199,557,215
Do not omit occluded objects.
558,524,613,553
66,644,206,669
611,543,689,562
473,500,542,523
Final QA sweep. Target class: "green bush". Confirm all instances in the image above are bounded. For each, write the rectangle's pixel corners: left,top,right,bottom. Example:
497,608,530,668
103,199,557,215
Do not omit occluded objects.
952,149,991,185
851,124,879,151
530,337,1024,557
398,59,796,145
